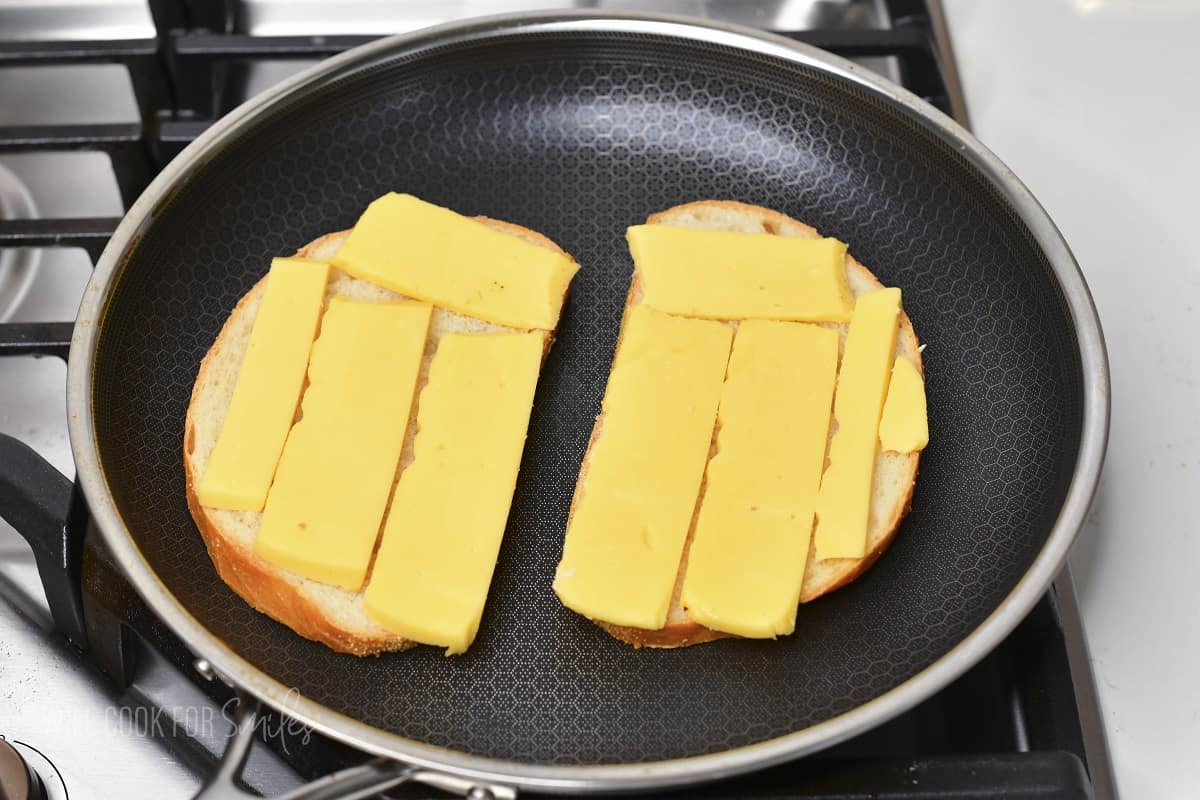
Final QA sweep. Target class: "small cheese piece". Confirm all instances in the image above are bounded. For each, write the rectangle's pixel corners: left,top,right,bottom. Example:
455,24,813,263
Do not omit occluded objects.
363,331,544,655
255,299,431,591
682,321,838,638
814,287,902,560
196,258,330,511
553,306,733,630
879,356,929,453
332,193,578,330
627,224,854,322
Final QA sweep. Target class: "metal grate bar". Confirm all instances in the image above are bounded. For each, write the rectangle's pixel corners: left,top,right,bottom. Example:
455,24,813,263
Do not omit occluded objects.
0,123,142,148
0,323,75,360
0,218,119,263
0,37,172,136
787,28,950,113
0,38,157,62
172,33,377,57
0,124,153,210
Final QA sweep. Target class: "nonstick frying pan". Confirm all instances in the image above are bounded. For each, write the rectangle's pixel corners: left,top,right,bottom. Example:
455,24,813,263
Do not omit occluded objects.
61,13,1107,798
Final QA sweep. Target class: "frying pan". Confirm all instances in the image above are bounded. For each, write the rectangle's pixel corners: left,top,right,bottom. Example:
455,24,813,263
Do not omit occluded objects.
60,12,1107,799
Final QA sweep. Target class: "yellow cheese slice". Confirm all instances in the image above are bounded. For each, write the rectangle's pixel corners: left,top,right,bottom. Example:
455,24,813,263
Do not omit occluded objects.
814,287,902,560
681,320,839,638
255,299,431,591
879,356,929,453
553,305,733,630
627,224,854,322
196,258,330,512
332,193,578,330
363,331,544,655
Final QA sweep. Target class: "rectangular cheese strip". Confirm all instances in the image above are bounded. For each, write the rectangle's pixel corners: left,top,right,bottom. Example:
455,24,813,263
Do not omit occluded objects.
879,356,929,453
332,193,578,330
681,320,839,638
255,298,431,591
196,258,330,511
627,224,854,322
814,287,902,560
553,306,733,630
363,331,544,655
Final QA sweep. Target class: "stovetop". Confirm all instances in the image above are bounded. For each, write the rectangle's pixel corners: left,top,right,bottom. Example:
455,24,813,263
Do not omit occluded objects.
0,1,1111,798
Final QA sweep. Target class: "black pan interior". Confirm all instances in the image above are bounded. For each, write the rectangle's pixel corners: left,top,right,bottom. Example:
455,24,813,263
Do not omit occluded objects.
92,30,1083,765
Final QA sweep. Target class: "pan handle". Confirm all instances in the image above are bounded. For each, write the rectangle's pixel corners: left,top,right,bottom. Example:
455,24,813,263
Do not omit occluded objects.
196,695,517,800
0,432,89,648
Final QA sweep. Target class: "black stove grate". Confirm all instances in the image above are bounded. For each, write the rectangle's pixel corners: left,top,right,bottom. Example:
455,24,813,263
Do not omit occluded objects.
0,0,959,333
0,1,1105,797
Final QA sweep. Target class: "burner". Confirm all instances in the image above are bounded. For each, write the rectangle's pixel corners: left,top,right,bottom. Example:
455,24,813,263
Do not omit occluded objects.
0,164,40,322
0,739,48,800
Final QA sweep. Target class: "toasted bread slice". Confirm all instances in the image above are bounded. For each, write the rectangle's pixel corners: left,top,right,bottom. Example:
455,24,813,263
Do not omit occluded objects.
579,200,922,648
184,218,571,656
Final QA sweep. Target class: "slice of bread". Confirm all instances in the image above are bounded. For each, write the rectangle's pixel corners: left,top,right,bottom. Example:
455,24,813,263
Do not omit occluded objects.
183,218,571,656
577,200,922,648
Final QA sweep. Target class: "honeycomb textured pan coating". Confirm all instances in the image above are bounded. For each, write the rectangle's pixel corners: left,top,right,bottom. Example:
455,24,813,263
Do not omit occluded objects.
92,31,1084,765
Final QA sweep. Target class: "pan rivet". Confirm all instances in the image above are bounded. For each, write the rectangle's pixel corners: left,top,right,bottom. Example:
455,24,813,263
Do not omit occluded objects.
466,789,495,800
194,658,215,681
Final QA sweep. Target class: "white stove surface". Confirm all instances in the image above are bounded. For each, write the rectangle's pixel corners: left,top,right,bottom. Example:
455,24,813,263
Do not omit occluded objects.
3,1,1184,797
944,1,1200,797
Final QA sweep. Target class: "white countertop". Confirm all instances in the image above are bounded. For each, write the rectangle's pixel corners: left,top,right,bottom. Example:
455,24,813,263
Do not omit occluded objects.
943,1,1200,797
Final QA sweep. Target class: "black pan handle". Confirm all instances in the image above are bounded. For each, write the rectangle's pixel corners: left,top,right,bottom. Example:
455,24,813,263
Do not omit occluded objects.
195,694,515,800
0,432,89,649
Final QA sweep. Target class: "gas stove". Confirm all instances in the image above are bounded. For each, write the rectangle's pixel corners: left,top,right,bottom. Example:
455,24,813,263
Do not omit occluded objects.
0,1,1114,798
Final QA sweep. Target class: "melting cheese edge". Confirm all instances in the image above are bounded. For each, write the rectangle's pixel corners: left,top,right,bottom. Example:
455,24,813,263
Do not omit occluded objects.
255,299,431,591
196,257,330,512
681,320,839,638
627,224,854,322
332,193,578,330
814,287,902,561
553,305,733,630
363,331,545,655
879,356,929,453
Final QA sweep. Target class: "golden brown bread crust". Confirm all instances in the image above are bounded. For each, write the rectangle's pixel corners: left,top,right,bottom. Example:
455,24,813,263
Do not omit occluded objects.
184,448,413,656
583,200,922,648
184,217,571,656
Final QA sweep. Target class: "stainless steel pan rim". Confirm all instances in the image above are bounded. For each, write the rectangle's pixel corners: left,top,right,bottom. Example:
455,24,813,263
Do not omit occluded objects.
65,11,1109,794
